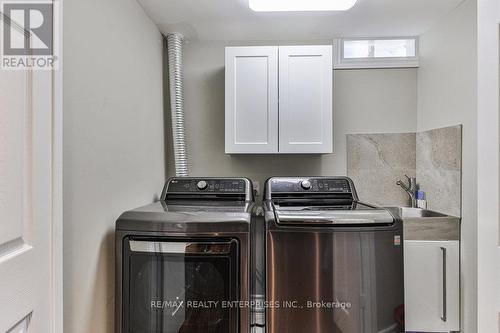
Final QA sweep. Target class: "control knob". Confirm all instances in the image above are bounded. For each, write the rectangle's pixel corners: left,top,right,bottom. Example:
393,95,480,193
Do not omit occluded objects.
196,180,208,190
301,180,312,190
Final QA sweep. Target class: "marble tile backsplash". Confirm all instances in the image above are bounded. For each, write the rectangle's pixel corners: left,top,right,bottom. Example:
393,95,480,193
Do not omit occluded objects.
416,125,462,217
347,133,416,207
347,125,462,216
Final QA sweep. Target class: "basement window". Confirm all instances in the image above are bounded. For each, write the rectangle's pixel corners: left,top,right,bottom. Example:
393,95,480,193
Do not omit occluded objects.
334,37,419,69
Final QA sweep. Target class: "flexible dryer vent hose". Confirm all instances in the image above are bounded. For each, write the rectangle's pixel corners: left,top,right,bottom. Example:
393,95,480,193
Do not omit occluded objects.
167,33,189,177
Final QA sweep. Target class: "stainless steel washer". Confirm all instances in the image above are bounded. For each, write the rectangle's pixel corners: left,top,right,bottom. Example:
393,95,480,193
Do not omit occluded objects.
115,177,254,333
263,176,404,333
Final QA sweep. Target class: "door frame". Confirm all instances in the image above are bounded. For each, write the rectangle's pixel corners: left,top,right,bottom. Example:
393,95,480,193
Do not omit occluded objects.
51,0,63,331
477,0,500,331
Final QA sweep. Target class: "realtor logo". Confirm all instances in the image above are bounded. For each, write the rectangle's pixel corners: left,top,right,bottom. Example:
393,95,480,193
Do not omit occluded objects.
1,1,58,69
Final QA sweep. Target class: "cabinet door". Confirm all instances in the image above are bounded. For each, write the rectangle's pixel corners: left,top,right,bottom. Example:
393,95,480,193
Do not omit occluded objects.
404,240,460,332
225,46,278,153
278,45,333,153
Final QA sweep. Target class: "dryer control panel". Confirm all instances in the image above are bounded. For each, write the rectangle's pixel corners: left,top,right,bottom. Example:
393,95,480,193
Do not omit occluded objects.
163,178,255,203
168,178,247,193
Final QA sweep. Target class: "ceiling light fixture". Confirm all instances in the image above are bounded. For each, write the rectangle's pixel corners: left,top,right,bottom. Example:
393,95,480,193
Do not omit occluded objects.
249,0,358,12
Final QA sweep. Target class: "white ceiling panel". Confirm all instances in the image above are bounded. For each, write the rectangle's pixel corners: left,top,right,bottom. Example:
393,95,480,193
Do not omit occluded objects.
137,0,466,40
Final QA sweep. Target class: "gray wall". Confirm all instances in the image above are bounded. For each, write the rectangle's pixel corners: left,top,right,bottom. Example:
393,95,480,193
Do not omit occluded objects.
63,0,165,332
168,40,417,200
416,0,477,331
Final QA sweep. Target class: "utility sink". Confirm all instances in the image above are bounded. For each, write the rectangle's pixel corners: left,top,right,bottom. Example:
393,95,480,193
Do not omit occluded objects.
389,207,448,219
385,207,460,241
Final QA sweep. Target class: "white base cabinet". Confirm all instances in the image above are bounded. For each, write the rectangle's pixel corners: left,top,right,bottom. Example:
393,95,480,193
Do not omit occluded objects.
404,240,460,332
225,45,332,154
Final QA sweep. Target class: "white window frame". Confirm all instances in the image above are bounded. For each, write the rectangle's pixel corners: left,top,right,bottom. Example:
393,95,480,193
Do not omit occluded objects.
333,37,419,69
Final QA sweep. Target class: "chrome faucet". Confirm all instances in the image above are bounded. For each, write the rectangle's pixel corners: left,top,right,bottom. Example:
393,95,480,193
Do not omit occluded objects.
396,175,417,208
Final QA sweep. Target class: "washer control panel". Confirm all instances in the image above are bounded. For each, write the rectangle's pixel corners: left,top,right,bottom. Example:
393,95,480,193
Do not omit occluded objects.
269,177,352,194
168,178,247,194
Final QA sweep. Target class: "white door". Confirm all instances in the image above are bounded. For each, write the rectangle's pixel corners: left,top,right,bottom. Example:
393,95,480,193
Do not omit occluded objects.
404,241,460,332
477,0,500,332
278,45,332,153
0,11,62,333
225,46,279,153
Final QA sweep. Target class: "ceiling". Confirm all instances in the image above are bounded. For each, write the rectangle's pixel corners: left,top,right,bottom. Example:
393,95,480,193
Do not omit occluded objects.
137,0,465,41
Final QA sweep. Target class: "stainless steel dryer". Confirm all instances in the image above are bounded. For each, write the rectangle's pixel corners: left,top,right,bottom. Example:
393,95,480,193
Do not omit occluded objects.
115,177,254,333
263,176,404,333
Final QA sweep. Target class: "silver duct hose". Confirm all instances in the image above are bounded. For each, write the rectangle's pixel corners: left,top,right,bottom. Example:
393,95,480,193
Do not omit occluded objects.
167,33,189,177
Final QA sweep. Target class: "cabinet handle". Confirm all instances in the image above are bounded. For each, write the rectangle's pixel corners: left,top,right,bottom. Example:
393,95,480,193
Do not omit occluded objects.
440,246,447,322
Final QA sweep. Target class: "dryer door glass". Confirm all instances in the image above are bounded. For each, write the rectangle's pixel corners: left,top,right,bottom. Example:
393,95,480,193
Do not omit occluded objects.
123,238,239,333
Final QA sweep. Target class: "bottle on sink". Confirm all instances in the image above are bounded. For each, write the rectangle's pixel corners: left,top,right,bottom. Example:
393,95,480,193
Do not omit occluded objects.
416,190,427,209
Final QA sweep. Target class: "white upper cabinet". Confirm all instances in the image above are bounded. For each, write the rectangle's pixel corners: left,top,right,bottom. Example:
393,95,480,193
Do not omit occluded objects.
279,45,332,153
225,46,279,153
225,45,333,154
